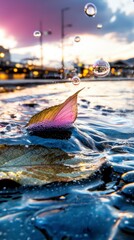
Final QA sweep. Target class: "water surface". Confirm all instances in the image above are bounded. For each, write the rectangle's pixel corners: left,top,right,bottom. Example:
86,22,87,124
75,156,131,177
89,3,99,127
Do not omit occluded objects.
0,80,134,239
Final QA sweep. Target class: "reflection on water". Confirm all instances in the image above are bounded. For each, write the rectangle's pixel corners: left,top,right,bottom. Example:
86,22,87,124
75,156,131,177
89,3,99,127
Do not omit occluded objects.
0,80,134,239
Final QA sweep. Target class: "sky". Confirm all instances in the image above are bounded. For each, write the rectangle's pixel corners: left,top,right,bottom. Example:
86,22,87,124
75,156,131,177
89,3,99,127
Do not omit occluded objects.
0,0,134,67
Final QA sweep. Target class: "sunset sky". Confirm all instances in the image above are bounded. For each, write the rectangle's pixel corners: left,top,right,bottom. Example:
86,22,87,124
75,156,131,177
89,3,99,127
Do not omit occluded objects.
0,0,134,67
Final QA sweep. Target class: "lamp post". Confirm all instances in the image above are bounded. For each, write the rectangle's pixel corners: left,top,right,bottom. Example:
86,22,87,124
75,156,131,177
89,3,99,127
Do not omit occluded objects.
33,21,52,69
61,7,72,79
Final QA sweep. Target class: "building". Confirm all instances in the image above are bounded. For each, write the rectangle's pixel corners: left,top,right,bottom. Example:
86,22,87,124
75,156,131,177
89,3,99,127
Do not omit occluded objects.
0,45,11,64
110,59,134,77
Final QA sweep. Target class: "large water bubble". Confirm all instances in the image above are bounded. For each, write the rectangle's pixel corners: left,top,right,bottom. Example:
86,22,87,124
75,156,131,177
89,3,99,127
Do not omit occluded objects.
84,3,97,17
93,59,110,77
74,36,81,43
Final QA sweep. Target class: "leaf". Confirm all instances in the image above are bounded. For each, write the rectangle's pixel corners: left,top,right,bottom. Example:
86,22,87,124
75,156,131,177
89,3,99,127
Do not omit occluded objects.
0,145,106,186
26,88,84,131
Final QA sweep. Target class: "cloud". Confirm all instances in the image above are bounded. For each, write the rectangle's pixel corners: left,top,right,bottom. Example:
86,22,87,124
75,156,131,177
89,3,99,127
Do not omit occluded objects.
106,0,134,15
0,0,133,49
0,0,134,66
103,10,134,42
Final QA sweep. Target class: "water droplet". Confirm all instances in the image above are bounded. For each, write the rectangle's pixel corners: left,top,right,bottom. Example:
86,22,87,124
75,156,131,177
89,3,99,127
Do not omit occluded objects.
6,124,11,131
71,76,81,85
97,24,103,29
124,220,129,224
33,31,41,37
84,3,97,17
20,232,25,236
59,196,66,200
74,36,81,42
93,59,110,77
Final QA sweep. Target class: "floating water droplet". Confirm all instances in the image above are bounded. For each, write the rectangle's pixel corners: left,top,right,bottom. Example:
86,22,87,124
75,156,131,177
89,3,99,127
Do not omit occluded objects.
74,36,81,42
71,76,81,85
33,31,41,37
84,3,97,17
97,24,103,29
93,59,110,77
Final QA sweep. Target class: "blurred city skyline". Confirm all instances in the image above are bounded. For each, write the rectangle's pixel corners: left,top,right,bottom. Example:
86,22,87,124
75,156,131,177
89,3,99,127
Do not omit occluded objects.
0,0,134,67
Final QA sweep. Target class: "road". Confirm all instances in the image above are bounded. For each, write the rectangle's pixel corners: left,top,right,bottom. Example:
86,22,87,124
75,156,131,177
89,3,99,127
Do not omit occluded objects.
0,77,134,87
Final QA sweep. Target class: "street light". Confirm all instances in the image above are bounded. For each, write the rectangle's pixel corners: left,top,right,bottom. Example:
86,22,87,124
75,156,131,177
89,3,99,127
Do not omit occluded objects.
33,21,52,69
61,7,72,78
